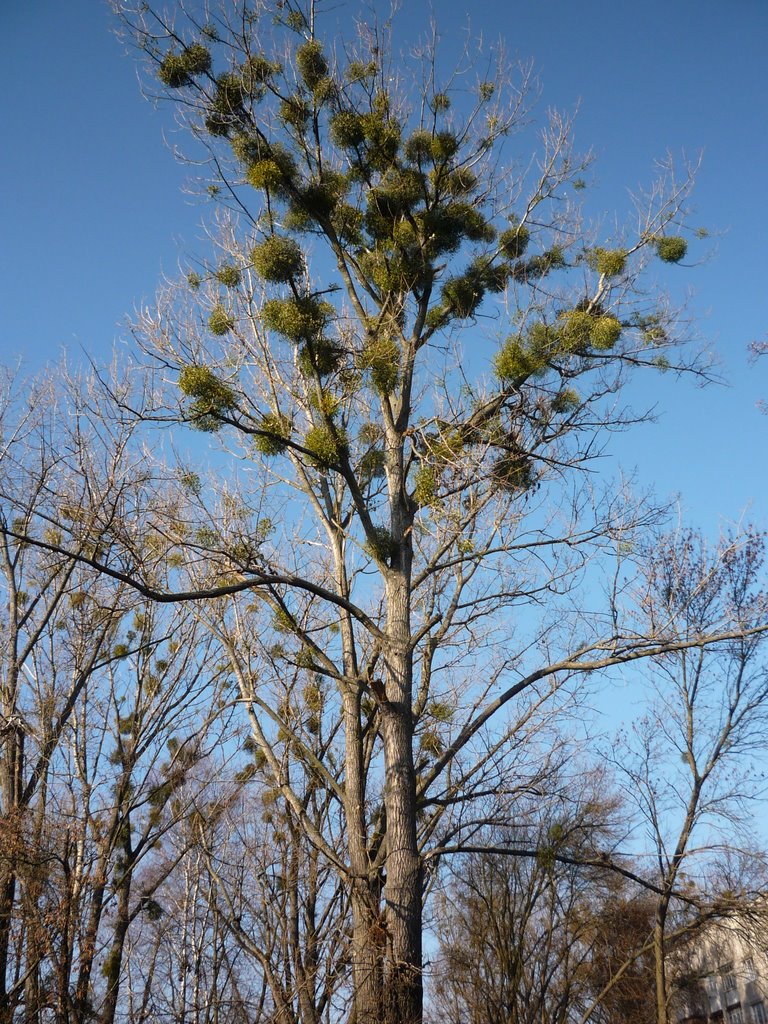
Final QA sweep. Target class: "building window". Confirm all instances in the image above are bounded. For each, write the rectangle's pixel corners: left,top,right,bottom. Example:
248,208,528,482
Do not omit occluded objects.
743,958,757,983
752,1002,767,1024
729,1006,744,1024
722,966,738,996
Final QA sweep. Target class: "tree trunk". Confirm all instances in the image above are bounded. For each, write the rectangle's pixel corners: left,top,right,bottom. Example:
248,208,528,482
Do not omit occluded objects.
381,702,422,1024
381,564,422,1024
0,720,24,1021
654,903,669,1024
343,689,383,1024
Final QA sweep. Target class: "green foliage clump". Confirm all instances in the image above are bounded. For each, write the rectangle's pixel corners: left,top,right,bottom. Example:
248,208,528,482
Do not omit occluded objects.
431,92,451,112
492,453,534,492
359,447,386,482
234,764,257,784
478,81,495,101
296,646,316,669
178,365,237,430
499,224,531,259
559,310,594,353
208,304,235,335
494,327,554,384
469,260,505,295
442,272,485,319
298,339,343,378
251,236,304,282
304,425,348,469
413,465,438,507
113,644,129,659
404,130,433,163
355,110,401,171
214,263,241,288
654,236,687,263
279,95,310,129
291,171,348,222
330,202,364,244
495,340,539,384
312,77,337,105
213,71,245,113
241,54,281,89
231,132,267,165
158,54,190,88
364,525,398,564
272,608,294,633
187,271,201,290
360,336,400,394
427,700,454,723
245,143,296,192
182,43,212,75
247,158,285,191
254,413,291,456
447,168,478,196
635,313,668,346
591,247,628,277
525,246,566,278
430,131,459,162
590,315,622,350
158,44,212,88
262,296,333,342
330,110,366,148
296,41,328,89
551,388,580,414
303,681,323,712
140,897,165,921
205,72,247,134
345,60,377,83
420,728,444,757
559,309,622,352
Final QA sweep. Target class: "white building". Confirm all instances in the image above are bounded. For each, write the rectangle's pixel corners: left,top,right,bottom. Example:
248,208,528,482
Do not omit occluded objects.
673,912,768,1024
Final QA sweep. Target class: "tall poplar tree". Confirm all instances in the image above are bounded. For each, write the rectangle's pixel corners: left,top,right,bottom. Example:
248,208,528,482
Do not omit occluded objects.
7,3,762,1021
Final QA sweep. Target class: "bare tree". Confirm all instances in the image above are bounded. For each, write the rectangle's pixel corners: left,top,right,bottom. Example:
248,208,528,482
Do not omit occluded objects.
610,529,768,1024
429,779,630,1024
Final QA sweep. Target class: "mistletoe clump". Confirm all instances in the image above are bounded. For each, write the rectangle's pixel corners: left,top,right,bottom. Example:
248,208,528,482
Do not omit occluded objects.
304,425,348,469
262,297,333,343
654,236,688,263
590,315,622,350
441,272,486,320
158,43,212,88
178,365,237,431
208,305,235,335
492,452,535,493
296,41,328,90
251,236,304,282
254,414,291,456
214,263,242,288
494,323,559,385
298,339,343,378
241,53,281,90
591,247,628,277
551,388,581,414
359,336,400,394
558,310,622,352
364,525,398,564
559,310,595,353
413,465,438,507
499,224,531,260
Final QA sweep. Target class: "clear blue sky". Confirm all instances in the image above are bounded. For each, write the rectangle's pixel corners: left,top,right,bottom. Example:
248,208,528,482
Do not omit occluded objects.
1,0,766,532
